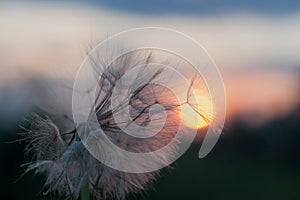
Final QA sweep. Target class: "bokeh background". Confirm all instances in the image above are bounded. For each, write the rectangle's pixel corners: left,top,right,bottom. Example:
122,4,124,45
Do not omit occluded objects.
0,1,299,199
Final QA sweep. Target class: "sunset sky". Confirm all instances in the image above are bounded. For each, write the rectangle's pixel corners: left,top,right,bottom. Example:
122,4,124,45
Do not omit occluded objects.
0,1,299,127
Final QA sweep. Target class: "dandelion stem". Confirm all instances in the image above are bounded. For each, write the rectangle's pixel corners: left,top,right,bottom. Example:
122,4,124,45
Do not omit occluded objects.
81,179,90,200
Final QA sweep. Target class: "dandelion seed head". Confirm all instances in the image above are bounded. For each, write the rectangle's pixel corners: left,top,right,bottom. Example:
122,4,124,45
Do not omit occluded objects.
21,50,188,200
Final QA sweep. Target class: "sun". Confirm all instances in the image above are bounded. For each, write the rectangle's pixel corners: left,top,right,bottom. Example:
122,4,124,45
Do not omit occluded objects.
181,92,214,129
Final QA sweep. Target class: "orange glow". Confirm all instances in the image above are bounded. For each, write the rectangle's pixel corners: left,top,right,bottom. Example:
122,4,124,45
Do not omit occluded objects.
181,93,214,129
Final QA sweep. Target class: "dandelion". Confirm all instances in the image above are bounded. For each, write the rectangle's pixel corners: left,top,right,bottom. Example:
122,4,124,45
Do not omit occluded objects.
20,50,202,200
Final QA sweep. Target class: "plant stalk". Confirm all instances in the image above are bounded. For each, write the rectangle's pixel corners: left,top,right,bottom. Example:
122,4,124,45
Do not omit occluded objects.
81,179,90,200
